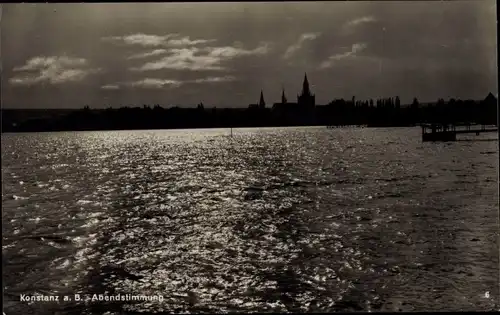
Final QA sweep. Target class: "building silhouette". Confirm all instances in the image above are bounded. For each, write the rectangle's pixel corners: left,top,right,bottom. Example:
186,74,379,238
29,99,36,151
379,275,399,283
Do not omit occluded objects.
249,90,267,109
274,88,288,109
259,90,266,109
281,87,287,104
297,73,315,108
2,68,498,133
272,73,315,112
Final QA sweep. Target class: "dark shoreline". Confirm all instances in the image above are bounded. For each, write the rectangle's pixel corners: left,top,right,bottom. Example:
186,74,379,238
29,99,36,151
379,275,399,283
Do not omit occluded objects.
2,93,497,134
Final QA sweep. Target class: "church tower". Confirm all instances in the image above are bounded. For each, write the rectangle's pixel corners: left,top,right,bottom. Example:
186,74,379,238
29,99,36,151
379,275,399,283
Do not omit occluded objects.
281,87,287,104
302,73,311,96
259,90,266,108
297,73,315,108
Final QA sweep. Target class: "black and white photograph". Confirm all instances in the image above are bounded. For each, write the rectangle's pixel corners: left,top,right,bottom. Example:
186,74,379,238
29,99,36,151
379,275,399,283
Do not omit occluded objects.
1,1,499,313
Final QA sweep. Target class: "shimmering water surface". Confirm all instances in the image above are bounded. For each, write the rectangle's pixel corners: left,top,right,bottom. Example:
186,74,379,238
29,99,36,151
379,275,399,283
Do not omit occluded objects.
2,127,499,314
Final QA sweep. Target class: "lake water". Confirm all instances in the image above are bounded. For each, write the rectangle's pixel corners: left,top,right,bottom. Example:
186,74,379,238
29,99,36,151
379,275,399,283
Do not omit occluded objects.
2,127,499,313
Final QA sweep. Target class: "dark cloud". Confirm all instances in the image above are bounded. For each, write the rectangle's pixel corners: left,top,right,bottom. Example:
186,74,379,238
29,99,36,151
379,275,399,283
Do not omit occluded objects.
1,1,496,108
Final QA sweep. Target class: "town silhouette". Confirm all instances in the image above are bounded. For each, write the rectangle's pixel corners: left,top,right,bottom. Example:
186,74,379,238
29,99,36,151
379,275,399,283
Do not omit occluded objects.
2,73,498,133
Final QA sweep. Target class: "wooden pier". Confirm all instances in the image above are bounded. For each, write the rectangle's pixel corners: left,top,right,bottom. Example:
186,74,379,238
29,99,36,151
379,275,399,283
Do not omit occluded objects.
421,123,498,142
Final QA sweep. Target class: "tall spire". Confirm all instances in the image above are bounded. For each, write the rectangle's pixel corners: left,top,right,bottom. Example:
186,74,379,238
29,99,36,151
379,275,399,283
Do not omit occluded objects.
281,87,287,104
297,72,315,107
259,90,266,108
302,72,311,96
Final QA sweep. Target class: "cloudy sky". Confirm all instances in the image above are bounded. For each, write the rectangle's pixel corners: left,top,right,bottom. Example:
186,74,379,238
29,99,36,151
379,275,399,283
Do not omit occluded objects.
1,1,497,108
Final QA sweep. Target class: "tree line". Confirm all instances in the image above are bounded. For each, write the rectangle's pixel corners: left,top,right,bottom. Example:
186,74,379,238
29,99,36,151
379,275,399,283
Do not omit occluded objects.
2,94,497,133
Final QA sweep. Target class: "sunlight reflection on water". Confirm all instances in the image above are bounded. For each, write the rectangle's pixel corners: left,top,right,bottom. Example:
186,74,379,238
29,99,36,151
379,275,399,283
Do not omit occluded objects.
2,127,498,313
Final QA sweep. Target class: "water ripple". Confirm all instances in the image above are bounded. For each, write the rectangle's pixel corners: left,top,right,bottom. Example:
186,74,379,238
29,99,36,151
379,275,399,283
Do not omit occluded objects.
2,127,498,313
